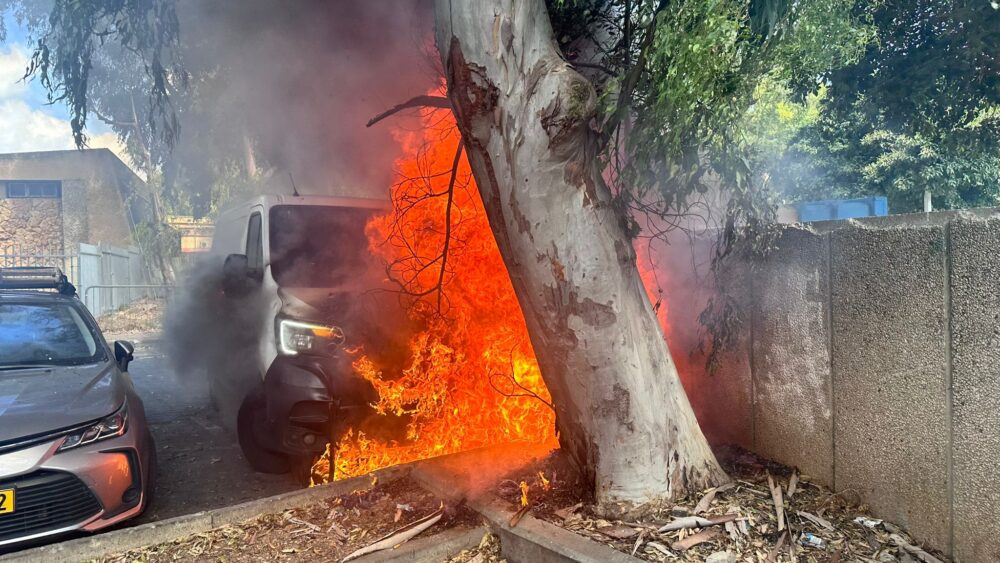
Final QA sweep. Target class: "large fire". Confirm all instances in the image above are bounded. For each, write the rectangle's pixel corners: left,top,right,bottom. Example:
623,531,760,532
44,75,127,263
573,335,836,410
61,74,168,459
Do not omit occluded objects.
312,87,682,483
313,89,556,482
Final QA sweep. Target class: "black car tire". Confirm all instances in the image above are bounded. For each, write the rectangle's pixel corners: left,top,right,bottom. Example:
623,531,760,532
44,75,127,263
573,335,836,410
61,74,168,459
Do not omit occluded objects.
237,388,291,474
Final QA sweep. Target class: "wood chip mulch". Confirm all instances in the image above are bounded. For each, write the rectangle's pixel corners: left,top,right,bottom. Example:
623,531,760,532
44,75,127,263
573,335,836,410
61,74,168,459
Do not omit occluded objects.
93,475,479,563
496,446,950,563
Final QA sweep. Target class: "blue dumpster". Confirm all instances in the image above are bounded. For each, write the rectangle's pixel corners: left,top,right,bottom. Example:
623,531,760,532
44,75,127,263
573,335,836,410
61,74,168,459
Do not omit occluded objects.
797,196,888,222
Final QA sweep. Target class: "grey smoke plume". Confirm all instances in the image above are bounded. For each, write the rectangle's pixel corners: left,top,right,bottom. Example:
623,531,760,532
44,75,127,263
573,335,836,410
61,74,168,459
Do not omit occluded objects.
162,1,435,432
168,0,439,209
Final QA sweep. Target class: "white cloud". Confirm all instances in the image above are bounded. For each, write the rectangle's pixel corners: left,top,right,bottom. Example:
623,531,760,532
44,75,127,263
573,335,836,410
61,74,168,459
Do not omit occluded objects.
0,44,131,167
0,45,29,98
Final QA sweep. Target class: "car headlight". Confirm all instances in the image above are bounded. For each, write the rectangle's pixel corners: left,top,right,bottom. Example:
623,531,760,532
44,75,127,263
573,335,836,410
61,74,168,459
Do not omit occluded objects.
279,318,345,356
58,403,128,452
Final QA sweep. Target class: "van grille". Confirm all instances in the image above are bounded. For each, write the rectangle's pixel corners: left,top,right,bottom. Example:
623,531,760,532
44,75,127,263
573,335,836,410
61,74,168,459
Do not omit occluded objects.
0,470,101,544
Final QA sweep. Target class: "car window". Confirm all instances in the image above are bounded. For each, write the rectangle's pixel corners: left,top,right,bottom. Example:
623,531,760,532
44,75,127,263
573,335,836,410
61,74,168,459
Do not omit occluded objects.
0,303,104,368
246,212,263,274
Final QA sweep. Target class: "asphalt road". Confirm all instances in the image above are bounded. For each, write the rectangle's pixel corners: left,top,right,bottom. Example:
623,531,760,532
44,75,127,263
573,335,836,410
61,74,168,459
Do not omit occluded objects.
123,332,300,524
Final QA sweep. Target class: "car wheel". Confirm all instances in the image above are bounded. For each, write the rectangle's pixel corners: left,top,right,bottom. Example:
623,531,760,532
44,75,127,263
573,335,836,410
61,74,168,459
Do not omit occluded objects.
237,388,291,474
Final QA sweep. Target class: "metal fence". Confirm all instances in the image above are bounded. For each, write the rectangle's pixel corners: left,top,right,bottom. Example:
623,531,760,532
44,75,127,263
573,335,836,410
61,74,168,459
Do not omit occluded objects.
1,242,163,317
0,244,80,288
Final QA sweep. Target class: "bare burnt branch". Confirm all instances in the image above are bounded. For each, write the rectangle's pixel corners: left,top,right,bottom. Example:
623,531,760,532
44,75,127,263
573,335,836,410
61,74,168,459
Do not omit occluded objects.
486,347,555,412
366,95,452,128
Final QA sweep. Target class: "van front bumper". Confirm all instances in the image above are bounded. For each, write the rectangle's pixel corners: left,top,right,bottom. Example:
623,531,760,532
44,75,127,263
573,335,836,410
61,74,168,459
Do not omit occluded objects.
260,355,375,456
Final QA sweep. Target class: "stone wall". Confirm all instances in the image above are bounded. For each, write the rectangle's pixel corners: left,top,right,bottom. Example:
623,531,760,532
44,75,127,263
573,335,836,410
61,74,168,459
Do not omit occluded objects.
667,209,1000,560
0,197,64,254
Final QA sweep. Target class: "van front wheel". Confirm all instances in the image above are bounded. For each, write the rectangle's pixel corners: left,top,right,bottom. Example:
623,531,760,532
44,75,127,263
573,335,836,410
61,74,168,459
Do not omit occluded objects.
237,388,291,474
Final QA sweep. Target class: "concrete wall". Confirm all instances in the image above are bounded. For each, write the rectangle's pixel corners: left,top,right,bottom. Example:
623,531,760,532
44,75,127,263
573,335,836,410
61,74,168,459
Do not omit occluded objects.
666,209,1000,560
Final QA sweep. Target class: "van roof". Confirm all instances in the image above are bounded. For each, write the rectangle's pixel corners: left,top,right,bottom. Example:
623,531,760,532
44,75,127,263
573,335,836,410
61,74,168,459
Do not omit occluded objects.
218,194,391,216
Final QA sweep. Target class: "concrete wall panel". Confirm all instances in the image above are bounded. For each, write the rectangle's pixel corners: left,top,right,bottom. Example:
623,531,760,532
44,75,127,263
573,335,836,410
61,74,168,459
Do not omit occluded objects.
752,228,834,485
830,224,950,550
950,216,1000,562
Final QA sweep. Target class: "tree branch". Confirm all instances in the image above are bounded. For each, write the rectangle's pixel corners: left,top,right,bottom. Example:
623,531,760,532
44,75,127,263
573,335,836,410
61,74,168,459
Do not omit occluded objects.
436,141,463,311
366,95,452,128
602,0,670,143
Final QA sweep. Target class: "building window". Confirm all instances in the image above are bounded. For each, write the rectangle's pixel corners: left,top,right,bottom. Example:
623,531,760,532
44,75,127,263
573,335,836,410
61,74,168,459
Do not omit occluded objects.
6,181,62,199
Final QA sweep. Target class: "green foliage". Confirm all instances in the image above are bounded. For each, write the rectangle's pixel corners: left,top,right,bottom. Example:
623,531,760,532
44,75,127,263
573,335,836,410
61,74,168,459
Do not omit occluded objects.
21,0,184,149
764,0,1000,213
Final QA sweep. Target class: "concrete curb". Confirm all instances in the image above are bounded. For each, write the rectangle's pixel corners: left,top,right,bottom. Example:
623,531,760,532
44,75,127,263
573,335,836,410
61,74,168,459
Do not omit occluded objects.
1,466,409,563
410,464,642,563
3,445,641,563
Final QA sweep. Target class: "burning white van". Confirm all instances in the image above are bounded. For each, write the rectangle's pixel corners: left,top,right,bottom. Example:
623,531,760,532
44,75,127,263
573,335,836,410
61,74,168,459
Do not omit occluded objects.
209,194,388,476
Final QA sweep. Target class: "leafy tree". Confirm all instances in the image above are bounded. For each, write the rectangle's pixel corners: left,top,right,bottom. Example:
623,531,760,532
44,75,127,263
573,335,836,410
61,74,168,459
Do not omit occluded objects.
767,0,1000,212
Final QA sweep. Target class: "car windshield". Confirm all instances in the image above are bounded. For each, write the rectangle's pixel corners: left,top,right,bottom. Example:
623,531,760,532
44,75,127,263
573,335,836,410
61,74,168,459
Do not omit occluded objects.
269,205,379,288
0,302,104,368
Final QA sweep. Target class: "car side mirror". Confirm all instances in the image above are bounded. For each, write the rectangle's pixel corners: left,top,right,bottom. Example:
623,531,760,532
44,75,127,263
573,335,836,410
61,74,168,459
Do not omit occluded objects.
223,253,257,296
114,340,135,371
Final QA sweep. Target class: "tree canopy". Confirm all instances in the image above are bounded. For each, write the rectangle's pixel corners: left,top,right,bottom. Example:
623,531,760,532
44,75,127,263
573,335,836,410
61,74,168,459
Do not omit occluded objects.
764,0,1000,212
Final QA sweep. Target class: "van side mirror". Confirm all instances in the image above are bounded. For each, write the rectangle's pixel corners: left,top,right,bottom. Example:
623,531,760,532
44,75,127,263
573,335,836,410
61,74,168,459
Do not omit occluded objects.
114,340,135,371
223,253,257,296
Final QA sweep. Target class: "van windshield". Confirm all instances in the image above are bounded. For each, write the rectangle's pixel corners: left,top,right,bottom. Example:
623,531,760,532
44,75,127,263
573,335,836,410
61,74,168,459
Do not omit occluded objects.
269,205,379,288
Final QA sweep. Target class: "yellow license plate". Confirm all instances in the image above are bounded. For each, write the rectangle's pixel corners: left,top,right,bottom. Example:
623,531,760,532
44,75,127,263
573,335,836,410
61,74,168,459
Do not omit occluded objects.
0,488,13,514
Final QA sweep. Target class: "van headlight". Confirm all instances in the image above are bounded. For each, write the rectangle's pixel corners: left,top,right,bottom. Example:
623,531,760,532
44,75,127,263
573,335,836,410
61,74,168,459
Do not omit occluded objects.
279,319,345,356
58,403,128,452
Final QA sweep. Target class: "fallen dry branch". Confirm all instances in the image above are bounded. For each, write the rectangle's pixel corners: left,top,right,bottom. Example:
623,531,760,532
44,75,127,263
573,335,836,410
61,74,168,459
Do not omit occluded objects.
766,531,787,562
341,506,444,562
767,473,786,532
693,488,717,515
657,516,714,532
796,509,834,531
787,472,799,498
891,534,945,563
509,504,531,528
671,527,721,551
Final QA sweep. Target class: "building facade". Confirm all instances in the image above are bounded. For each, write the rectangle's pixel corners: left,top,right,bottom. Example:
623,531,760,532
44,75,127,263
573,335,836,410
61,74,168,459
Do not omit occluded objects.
0,149,149,256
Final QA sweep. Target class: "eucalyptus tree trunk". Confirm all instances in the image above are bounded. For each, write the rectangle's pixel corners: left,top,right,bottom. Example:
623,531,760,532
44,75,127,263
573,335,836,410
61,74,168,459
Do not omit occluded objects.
433,0,728,511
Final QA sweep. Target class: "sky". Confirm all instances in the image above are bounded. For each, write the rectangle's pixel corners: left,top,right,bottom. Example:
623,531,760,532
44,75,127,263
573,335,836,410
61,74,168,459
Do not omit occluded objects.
0,14,127,161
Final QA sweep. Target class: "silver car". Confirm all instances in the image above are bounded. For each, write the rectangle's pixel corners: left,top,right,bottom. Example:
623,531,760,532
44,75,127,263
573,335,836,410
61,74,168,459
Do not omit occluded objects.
0,268,154,549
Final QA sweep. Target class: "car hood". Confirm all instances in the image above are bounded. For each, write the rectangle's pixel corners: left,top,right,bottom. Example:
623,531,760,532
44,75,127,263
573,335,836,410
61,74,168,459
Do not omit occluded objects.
0,362,124,443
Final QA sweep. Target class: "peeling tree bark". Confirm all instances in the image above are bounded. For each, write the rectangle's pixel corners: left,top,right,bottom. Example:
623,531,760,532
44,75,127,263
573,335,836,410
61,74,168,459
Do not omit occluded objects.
433,0,728,512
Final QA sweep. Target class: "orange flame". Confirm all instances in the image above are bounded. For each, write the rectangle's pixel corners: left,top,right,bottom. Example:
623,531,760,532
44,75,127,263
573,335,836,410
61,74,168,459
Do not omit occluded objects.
520,481,530,507
312,86,556,481
310,84,680,484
